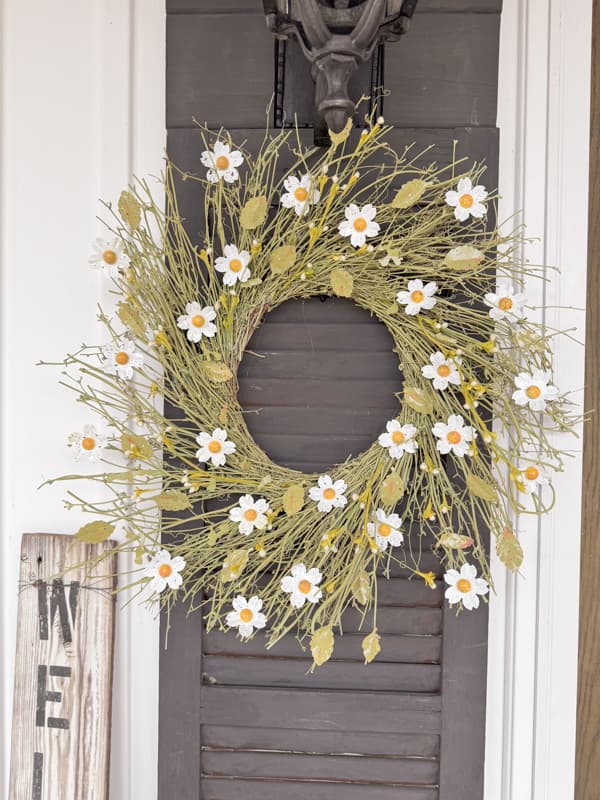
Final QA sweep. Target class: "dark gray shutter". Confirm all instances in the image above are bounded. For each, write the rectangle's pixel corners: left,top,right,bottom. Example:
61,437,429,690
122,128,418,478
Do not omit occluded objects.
160,2,500,797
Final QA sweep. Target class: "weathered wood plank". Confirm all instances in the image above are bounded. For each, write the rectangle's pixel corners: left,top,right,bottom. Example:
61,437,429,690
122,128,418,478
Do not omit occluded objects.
203,655,442,692
9,533,116,800
201,777,439,800
202,748,440,784
202,724,440,758
201,686,442,733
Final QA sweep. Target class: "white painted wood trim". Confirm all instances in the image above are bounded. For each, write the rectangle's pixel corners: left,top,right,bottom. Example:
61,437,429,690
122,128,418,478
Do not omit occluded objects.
487,1,591,798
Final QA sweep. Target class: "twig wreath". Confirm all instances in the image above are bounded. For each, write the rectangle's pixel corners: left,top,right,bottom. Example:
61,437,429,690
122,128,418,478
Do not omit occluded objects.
45,114,577,666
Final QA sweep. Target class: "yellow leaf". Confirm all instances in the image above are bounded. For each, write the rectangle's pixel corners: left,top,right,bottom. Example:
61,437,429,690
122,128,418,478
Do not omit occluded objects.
269,244,296,275
117,302,146,339
362,629,381,664
154,491,192,511
75,521,115,544
220,549,249,582
466,472,498,503
202,361,234,383
330,267,353,298
283,483,305,515
310,626,334,667
328,117,352,147
121,432,153,460
351,571,370,605
218,404,228,425
438,532,474,550
444,245,484,271
497,528,523,571
240,195,267,230
379,472,404,505
118,190,141,231
391,179,429,209
404,387,432,415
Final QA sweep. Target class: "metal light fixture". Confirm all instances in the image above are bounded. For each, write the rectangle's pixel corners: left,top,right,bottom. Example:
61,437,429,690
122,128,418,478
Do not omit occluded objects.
263,0,418,137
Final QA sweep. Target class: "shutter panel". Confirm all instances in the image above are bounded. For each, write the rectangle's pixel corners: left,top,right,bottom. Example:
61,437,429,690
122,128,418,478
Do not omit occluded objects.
160,2,500,798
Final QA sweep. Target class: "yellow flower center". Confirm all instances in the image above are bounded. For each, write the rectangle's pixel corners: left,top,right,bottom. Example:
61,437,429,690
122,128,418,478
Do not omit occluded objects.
191,314,205,327
323,487,336,500
456,578,472,593
81,437,96,451
498,297,513,311
215,155,229,170
411,289,425,303
115,351,130,365
391,430,405,445
298,579,312,594
239,608,253,623
294,186,308,202
102,249,117,265
437,364,451,378
353,217,367,232
459,194,474,208
244,509,258,522
158,563,172,578
525,466,539,481
229,258,243,273
378,523,392,538
526,385,541,399
447,430,462,444
208,440,222,453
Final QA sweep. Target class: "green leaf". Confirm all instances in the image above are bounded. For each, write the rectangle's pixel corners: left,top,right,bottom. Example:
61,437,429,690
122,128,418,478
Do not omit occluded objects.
202,360,234,383
444,245,483,271
283,483,305,515
497,529,524,571
118,190,141,231
269,244,296,275
379,472,404,505
362,629,381,664
404,387,432,415
75,521,115,544
391,179,429,209
240,195,267,230
466,472,498,503
121,432,153,460
310,626,335,667
330,267,353,298
351,571,370,605
117,302,146,339
154,491,192,511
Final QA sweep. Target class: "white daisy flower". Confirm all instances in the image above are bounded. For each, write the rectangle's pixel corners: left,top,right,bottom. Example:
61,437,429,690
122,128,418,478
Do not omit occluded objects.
144,549,185,594
195,427,236,467
177,301,217,343
308,474,348,513
101,339,144,380
68,423,108,461
200,140,243,183
338,203,380,248
280,173,320,216
214,244,251,286
88,237,129,278
445,177,488,222
229,494,271,535
512,370,559,412
444,563,489,610
484,279,527,322
367,509,404,551
226,595,267,638
421,351,461,391
281,563,323,608
432,414,475,458
396,279,438,316
519,464,550,494
378,420,418,459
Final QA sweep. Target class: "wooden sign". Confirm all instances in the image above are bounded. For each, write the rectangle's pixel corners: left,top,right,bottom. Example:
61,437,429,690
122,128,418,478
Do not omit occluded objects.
9,534,116,800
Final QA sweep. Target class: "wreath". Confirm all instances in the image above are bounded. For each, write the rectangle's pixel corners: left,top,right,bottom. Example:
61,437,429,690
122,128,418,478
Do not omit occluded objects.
47,115,576,666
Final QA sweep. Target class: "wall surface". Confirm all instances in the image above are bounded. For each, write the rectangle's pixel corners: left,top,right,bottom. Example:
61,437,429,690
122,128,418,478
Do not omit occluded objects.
0,1,591,799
